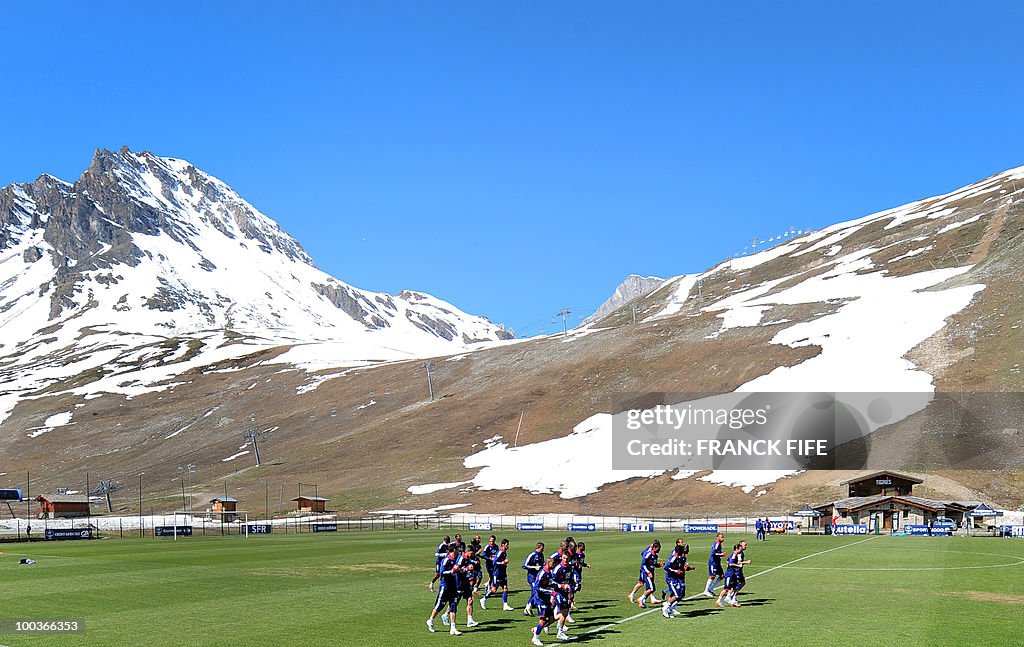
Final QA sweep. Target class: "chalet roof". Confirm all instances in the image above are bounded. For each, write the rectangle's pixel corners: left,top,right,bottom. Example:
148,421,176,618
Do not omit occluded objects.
896,496,946,512
839,471,923,486
829,495,889,511
36,494,89,504
818,495,954,513
291,496,329,502
211,497,239,503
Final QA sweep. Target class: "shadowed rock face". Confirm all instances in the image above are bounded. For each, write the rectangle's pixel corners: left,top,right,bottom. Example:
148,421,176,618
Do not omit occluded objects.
0,146,513,356
312,280,390,329
0,148,329,322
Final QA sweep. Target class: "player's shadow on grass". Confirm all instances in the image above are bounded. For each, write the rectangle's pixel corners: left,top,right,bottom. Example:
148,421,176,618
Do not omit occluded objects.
470,619,517,633
583,601,616,610
733,597,774,607
678,607,720,619
570,630,617,643
571,614,623,631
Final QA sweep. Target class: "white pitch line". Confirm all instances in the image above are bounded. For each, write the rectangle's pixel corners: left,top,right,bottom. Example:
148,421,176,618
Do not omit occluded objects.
577,536,878,638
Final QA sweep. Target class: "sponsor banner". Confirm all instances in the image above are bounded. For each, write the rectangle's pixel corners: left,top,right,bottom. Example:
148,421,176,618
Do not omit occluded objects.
906,525,949,536
768,520,795,532
516,522,544,531
312,523,338,532
246,524,273,534
468,522,492,531
620,522,654,533
44,528,91,541
999,525,1024,537
567,523,596,532
154,526,193,537
832,524,868,536
684,523,719,534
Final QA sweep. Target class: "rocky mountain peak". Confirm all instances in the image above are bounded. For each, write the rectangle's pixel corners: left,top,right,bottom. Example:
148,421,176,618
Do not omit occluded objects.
0,149,513,411
583,274,665,325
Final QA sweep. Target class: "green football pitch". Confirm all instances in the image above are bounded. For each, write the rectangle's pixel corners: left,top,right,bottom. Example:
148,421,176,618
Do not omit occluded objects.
1,531,1022,646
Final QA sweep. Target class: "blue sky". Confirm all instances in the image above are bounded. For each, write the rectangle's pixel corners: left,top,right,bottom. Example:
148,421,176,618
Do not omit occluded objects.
3,2,1024,335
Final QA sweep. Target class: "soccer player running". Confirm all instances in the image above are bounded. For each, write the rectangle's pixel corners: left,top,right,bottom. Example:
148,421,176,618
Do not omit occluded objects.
570,541,590,608
530,558,560,646
456,545,481,627
470,535,484,592
430,535,451,592
481,535,499,590
717,540,751,608
704,533,726,597
427,544,462,635
560,540,580,615
481,538,514,611
628,539,662,608
522,542,545,616
662,537,687,599
471,536,484,592
662,542,696,618
549,552,574,640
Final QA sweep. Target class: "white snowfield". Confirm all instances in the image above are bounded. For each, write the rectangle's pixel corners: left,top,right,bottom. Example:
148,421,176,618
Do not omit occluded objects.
0,149,515,428
410,167,1022,499
407,481,472,495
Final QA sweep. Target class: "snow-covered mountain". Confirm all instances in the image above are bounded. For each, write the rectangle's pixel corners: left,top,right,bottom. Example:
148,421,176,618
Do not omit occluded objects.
0,147,512,425
407,163,1024,502
2,156,1022,516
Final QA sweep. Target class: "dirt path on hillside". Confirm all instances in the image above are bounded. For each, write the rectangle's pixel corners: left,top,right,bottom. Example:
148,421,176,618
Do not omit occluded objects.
969,199,1008,264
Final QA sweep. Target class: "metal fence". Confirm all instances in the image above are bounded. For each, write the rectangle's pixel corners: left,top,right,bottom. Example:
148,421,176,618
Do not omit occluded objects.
333,513,807,534
0,512,806,540
0,514,350,540
3,513,1017,541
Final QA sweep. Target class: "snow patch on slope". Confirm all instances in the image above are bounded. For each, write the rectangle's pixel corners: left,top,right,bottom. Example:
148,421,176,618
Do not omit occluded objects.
453,413,661,499
407,481,472,495
648,275,699,319
698,470,800,494
411,214,987,498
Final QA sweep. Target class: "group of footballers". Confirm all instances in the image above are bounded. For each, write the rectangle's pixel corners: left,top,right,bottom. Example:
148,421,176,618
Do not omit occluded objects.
625,533,751,618
427,531,750,643
427,533,590,643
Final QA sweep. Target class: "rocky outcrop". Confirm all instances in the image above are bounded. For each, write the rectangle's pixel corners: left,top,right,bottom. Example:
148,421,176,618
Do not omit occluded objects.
311,280,391,329
583,274,665,324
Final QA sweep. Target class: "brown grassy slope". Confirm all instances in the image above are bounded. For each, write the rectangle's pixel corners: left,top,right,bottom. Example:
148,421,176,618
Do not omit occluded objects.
2,174,1023,515
0,308,817,515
